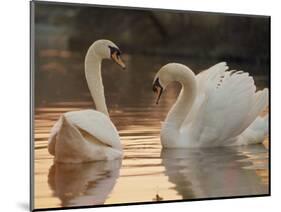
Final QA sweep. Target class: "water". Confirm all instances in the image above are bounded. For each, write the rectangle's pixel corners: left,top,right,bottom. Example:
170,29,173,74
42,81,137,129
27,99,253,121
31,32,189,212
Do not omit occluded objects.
33,48,269,210
34,99,269,209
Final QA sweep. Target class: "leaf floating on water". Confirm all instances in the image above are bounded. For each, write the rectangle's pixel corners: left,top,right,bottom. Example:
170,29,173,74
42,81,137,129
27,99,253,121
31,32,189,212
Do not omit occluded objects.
153,193,163,201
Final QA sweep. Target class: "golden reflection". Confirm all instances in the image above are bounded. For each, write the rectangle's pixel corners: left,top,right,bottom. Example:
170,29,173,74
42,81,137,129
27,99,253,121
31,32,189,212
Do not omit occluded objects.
161,145,269,199
34,101,269,209
48,160,121,207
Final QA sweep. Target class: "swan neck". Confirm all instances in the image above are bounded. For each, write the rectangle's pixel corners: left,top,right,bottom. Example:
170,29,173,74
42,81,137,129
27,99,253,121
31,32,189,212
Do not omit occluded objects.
165,76,196,129
85,51,109,116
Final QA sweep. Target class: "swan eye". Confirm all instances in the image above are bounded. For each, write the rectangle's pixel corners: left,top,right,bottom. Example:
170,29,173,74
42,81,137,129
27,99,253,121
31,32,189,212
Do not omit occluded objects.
108,45,121,57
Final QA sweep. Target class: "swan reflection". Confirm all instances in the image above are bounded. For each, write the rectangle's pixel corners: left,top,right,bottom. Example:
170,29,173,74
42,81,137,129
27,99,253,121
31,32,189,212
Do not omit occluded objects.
48,159,121,207
161,144,268,199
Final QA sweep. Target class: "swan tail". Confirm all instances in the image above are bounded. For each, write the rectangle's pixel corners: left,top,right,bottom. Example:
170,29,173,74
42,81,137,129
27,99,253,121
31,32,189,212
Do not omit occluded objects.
261,113,269,136
48,115,64,155
236,113,269,145
48,115,74,157
236,89,269,145
238,88,269,135
48,115,92,163
53,115,97,163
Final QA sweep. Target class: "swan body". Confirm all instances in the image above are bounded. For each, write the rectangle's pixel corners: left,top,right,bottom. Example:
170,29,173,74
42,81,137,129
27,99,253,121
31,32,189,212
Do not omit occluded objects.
153,62,268,148
48,40,126,163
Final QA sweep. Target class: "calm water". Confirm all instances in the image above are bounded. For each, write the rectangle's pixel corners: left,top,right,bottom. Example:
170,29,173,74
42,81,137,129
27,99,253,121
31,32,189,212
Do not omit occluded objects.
34,99,269,209
33,48,269,209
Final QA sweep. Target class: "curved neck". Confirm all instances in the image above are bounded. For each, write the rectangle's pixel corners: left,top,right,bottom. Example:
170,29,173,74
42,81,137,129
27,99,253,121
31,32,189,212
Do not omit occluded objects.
85,50,109,116
164,73,197,129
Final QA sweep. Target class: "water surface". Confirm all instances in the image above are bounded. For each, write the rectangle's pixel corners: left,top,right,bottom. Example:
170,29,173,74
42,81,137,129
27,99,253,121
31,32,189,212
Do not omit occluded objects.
34,99,269,209
34,45,269,210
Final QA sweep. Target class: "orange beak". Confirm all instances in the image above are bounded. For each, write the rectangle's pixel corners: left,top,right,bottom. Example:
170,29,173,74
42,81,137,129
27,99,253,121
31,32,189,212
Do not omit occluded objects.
111,52,126,70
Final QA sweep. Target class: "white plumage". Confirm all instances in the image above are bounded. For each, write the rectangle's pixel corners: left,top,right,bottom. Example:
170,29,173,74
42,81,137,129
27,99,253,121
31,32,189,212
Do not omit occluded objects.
48,40,125,163
153,62,268,148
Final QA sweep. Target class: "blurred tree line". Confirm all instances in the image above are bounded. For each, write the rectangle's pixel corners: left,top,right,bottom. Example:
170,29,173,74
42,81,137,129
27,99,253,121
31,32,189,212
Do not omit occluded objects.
33,2,269,105
35,3,269,63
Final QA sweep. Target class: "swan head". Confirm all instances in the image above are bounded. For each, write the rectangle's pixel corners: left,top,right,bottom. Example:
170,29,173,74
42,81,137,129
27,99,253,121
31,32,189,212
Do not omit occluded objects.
152,63,195,104
91,39,126,69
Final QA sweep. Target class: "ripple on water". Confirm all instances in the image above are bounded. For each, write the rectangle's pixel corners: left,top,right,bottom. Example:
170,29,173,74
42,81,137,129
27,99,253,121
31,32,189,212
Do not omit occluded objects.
33,101,269,209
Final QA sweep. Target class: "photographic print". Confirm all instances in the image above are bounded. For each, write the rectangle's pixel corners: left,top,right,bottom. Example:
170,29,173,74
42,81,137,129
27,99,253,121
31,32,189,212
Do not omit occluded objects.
30,0,270,211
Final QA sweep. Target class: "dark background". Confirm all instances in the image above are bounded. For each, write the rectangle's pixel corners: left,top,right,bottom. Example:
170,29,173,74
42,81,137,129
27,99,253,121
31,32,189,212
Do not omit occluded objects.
34,2,270,106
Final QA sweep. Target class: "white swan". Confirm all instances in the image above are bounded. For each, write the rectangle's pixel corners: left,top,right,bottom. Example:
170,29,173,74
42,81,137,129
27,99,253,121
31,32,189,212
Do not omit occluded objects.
152,62,268,148
48,39,126,163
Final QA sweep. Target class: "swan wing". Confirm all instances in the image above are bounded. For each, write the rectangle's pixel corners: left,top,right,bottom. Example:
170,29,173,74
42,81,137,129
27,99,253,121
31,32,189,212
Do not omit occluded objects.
48,109,121,156
186,62,267,146
64,109,122,150
183,62,229,125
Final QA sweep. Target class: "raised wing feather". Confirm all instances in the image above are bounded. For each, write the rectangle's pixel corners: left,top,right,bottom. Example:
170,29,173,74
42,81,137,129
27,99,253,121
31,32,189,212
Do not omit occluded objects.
185,62,266,146
183,62,229,126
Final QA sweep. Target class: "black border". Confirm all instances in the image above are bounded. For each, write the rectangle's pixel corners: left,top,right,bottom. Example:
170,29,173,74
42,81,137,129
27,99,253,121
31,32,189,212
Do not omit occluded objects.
33,194,270,212
30,1,35,211
30,0,271,211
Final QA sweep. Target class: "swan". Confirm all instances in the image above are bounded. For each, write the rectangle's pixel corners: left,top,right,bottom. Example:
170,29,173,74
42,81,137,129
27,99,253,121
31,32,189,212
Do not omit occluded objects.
48,39,126,163
152,62,268,148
